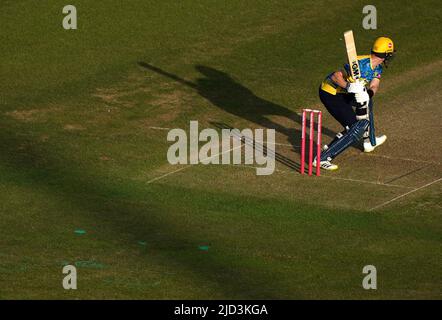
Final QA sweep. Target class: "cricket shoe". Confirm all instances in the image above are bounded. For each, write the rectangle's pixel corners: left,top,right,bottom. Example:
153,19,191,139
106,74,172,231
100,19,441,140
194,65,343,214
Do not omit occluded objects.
313,157,339,171
364,135,387,153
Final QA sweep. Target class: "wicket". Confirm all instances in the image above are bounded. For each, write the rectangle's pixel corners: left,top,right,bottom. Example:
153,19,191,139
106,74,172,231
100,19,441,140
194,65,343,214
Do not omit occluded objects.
300,109,322,176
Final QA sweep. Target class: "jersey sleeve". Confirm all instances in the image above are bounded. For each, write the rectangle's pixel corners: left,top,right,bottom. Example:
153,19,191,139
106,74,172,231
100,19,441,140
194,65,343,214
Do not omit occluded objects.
373,65,383,79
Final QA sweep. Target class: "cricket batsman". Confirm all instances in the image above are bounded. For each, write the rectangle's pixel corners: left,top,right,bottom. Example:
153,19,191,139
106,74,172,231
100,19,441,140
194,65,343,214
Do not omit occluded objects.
315,36,395,170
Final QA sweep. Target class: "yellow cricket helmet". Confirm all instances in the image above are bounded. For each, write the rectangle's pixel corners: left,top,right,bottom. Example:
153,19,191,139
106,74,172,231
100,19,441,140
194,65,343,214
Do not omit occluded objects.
372,37,396,65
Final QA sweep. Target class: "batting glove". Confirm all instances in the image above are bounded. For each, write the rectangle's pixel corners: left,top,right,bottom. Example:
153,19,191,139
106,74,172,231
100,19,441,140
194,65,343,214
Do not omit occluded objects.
355,90,370,104
346,81,365,94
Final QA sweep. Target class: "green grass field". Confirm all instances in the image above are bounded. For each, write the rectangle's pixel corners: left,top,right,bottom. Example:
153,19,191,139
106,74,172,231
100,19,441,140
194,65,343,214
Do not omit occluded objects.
1,0,441,299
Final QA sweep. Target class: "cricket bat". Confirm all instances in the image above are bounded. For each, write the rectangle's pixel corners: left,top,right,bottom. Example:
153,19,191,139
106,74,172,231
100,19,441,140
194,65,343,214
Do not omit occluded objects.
344,30,376,145
344,30,361,81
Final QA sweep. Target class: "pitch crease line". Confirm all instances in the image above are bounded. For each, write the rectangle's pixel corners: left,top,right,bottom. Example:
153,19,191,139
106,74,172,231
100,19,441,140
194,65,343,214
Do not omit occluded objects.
226,163,413,189
369,177,442,211
363,153,441,165
148,126,171,131
147,144,243,184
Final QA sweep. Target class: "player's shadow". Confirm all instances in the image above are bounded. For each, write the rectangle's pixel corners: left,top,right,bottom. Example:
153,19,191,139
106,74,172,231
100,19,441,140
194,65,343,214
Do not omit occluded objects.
138,63,336,156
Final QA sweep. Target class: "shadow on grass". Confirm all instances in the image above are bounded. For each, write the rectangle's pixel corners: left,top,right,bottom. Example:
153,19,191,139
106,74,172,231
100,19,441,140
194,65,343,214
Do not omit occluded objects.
138,62,337,155
0,129,287,299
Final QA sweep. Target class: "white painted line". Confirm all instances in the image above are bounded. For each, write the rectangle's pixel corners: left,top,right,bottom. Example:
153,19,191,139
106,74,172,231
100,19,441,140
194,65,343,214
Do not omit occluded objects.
148,126,171,130
243,141,298,147
320,175,414,189
146,166,188,184
369,177,442,211
147,144,243,184
225,163,412,189
271,142,299,147
363,153,441,165
146,148,426,190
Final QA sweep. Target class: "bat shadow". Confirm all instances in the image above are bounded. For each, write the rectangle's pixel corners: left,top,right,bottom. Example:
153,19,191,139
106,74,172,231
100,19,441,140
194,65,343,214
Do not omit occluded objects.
210,121,300,171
